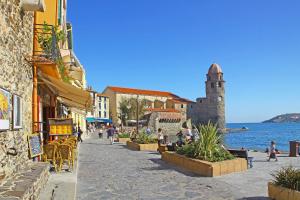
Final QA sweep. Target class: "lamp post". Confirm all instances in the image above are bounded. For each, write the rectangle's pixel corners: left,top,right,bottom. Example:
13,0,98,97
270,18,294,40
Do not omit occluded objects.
136,95,139,135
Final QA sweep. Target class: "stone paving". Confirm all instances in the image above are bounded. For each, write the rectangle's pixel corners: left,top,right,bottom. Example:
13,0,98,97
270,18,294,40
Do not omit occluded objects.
76,133,300,200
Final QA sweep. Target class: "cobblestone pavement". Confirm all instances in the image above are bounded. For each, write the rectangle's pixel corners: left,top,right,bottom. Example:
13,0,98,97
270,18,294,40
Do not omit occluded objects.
76,134,269,200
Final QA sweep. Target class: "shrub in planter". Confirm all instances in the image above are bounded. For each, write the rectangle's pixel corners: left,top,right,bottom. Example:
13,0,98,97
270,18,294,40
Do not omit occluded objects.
135,133,158,144
176,122,234,162
118,133,130,138
271,166,300,191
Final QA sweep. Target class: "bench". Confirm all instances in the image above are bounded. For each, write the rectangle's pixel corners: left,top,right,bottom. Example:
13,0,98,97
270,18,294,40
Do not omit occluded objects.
0,162,50,199
228,149,254,168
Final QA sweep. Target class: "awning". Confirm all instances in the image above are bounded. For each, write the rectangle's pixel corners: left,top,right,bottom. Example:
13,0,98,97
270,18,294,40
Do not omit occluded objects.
39,72,92,110
95,118,112,123
86,117,95,123
86,118,112,123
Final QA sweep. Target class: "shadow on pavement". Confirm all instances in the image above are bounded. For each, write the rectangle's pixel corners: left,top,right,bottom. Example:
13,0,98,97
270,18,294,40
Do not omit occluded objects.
144,158,204,178
238,197,270,200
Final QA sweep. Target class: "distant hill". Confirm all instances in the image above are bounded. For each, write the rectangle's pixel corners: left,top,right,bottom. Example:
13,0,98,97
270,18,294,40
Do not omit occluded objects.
263,113,300,123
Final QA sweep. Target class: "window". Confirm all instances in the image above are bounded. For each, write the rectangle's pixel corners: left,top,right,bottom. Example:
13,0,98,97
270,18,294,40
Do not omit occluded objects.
99,103,101,110
218,96,223,102
218,82,222,88
104,97,106,102
211,83,215,88
181,104,184,108
99,111,101,118
104,103,106,109
99,97,102,102
200,100,203,103
104,111,107,118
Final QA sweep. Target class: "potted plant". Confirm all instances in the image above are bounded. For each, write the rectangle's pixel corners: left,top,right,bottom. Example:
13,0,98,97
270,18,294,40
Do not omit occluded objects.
127,132,158,151
162,122,247,177
117,132,131,143
268,167,300,200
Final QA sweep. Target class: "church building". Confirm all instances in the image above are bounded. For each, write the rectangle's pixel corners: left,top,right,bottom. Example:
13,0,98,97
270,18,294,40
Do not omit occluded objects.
187,63,226,133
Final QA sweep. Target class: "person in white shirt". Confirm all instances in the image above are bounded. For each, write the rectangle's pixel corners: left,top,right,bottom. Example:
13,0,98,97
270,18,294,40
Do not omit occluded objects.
157,128,164,146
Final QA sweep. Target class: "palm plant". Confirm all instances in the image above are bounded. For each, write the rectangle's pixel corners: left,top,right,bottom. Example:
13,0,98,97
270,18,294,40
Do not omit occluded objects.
177,122,234,162
194,122,221,160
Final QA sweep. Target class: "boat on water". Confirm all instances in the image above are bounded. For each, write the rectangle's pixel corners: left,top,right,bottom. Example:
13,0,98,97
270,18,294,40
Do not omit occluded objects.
226,127,249,133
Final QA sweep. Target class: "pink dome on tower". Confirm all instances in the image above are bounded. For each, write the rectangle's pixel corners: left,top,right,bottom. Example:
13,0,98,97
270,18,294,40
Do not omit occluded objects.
208,63,222,74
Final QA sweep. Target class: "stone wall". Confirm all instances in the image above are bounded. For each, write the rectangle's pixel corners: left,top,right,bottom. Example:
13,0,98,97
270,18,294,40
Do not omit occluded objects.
147,112,182,142
0,0,34,179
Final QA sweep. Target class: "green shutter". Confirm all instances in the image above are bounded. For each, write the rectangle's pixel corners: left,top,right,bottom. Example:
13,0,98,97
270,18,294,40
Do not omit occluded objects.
58,0,62,25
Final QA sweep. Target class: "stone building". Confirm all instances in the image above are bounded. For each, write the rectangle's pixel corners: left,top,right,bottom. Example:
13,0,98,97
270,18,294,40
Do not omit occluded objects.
0,0,49,199
103,86,190,125
187,63,226,133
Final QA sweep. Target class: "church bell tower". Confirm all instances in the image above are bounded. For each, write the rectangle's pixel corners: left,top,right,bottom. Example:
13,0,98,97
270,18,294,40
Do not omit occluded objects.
205,63,226,132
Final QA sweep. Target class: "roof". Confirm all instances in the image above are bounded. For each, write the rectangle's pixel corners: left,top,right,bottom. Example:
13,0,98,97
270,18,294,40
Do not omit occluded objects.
106,86,179,98
208,63,222,74
169,98,194,104
105,86,193,102
97,93,110,98
145,108,181,113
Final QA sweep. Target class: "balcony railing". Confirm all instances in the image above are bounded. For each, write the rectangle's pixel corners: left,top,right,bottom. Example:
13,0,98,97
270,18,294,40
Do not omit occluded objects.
26,24,61,65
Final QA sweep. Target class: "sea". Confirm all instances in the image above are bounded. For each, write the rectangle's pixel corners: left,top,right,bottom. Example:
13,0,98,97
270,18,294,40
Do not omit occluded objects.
225,123,300,152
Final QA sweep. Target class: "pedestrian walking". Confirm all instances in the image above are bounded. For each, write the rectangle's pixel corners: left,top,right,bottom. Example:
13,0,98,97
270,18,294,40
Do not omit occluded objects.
268,141,278,161
107,126,115,145
98,127,104,139
77,126,83,143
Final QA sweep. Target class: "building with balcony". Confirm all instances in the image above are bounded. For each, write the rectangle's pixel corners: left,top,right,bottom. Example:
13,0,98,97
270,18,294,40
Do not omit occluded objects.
28,0,91,139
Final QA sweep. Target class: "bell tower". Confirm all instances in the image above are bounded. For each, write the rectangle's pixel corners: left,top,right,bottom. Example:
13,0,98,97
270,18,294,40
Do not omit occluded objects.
205,63,226,132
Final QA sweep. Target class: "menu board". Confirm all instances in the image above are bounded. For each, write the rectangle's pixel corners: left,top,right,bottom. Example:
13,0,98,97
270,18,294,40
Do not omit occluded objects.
49,118,73,136
28,134,43,158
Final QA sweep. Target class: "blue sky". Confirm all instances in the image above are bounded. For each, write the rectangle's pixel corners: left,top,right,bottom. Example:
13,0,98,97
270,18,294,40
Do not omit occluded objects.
67,0,300,123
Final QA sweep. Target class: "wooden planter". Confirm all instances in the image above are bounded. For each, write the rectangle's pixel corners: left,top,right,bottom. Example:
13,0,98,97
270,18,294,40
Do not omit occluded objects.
268,182,300,200
158,145,168,154
117,138,131,143
161,152,247,177
126,141,158,151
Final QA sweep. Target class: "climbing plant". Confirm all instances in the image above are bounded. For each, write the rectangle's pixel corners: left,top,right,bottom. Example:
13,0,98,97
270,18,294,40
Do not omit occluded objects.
37,22,71,83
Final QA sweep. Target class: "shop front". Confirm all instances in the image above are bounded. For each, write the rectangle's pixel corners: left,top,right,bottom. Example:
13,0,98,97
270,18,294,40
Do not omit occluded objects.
37,72,91,142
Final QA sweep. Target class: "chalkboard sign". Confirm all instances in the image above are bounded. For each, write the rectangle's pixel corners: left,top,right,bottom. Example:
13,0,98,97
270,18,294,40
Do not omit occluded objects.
28,134,43,158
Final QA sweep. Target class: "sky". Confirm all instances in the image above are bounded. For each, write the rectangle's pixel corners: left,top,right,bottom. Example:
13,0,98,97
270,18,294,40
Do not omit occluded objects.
67,0,300,123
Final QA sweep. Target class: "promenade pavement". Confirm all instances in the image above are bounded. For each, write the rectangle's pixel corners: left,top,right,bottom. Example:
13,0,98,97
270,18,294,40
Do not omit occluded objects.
76,133,300,200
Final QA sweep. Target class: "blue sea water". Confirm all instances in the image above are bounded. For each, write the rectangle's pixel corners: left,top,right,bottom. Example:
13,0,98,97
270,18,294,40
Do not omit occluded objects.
225,123,300,152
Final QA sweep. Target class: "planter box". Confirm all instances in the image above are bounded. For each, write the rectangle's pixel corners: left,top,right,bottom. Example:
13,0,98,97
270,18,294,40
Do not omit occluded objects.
161,152,247,177
268,182,300,200
158,145,168,154
118,138,131,143
126,141,158,151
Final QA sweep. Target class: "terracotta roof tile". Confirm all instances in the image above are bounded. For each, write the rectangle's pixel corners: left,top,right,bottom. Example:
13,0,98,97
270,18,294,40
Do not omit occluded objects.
107,86,179,98
145,108,181,113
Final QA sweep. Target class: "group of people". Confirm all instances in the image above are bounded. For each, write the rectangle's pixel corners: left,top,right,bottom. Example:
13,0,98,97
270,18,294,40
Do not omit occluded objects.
97,125,120,145
176,126,200,147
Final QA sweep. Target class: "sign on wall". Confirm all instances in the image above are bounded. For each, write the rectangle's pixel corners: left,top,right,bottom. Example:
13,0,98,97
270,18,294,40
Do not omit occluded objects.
0,88,11,131
13,95,22,129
